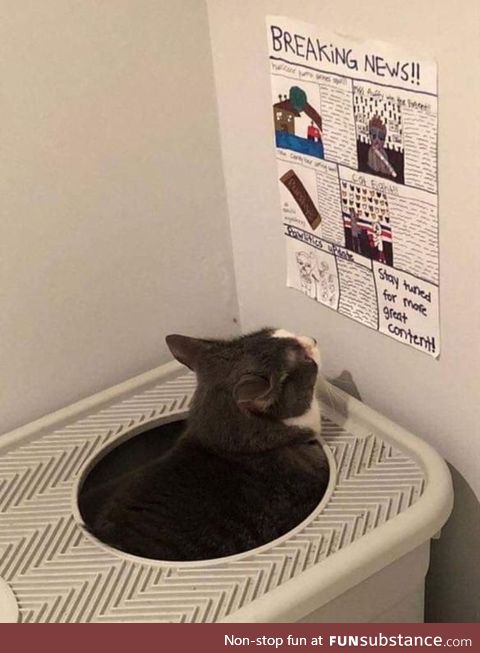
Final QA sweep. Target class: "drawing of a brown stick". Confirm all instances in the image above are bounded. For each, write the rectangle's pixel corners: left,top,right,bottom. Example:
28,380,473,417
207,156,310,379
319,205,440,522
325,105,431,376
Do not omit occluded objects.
303,104,323,133
280,169,322,230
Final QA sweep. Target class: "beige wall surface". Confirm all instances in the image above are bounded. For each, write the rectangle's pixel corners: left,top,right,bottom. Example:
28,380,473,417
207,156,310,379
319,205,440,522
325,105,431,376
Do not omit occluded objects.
1,1,239,434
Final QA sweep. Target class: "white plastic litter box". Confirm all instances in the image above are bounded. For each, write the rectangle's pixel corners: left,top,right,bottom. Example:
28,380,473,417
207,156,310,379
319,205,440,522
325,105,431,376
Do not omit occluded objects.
0,361,453,622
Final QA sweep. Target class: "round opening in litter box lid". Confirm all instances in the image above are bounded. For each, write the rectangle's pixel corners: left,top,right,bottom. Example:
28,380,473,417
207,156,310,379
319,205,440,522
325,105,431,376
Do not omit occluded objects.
75,418,336,567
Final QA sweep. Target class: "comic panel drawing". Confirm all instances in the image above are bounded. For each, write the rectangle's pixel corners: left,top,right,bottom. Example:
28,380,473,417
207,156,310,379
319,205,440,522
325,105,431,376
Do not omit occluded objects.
272,77,324,160
278,160,322,232
341,180,394,266
315,259,339,308
286,239,339,309
354,84,404,184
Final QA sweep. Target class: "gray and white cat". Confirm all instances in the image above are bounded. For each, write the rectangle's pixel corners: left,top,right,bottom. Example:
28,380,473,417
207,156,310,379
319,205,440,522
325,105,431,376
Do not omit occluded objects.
89,328,329,561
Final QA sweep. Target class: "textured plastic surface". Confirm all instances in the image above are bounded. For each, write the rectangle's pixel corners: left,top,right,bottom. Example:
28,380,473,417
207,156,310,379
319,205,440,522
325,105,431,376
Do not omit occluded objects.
0,577,18,623
0,364,452,623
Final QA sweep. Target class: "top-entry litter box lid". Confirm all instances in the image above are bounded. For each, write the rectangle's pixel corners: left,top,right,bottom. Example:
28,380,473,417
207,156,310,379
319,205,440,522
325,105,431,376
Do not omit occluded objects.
0,363,453,622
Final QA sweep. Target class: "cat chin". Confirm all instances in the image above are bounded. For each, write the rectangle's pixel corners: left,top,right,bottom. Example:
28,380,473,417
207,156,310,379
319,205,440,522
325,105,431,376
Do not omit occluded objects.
282,396,321,436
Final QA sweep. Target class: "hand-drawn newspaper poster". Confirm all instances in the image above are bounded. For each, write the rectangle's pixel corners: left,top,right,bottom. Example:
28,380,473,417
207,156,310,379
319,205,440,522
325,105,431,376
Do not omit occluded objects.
267,16,440,357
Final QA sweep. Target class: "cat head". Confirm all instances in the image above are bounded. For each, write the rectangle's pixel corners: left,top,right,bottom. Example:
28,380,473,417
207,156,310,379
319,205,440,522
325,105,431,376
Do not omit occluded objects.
166,328,320,421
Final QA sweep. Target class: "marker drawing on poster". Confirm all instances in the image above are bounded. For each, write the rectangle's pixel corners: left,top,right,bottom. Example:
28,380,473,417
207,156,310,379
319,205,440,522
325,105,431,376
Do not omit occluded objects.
267,16,439,357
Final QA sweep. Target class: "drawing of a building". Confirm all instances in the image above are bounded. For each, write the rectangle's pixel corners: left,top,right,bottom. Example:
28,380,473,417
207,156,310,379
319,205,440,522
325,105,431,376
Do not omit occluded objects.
273,95,300,134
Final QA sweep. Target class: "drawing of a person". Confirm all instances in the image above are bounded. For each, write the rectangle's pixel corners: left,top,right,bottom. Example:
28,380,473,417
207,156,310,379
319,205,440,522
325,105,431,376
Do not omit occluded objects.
316,261,331,305
327,274,337,306
296,251,321,300
360,227,371,258
349,208,362,254
307,120,321,142
372,222,386,263
367,115,397,178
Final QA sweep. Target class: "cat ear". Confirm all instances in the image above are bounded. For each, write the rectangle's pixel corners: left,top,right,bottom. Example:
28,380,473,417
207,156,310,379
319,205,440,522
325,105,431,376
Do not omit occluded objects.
165,334,208,371
233,374,273,414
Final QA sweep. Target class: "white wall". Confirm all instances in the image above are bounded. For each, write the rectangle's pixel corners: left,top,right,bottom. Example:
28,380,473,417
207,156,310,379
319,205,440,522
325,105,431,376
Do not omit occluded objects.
207,0,480,500
1,0,239,434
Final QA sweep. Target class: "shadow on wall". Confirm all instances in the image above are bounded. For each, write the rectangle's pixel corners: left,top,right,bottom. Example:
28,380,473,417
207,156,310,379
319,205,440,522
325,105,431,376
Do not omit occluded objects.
328,370,362,401
329,373,480,624
425,465,480,623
